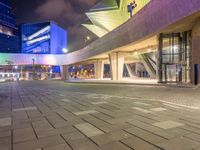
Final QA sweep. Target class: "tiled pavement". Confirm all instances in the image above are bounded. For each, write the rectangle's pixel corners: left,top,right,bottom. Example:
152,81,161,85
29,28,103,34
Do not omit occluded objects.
1,81,200,150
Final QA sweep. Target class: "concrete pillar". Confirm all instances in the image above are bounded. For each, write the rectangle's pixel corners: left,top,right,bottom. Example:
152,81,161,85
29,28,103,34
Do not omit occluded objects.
94,60,104,79
25,72,29,80
109,52,125,80
60,65,69,80
125,64,134,78
20,66,23,78
191,19,200,84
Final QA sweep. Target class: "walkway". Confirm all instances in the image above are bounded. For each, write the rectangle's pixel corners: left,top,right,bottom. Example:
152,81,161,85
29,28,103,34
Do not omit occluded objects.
0,81,200,150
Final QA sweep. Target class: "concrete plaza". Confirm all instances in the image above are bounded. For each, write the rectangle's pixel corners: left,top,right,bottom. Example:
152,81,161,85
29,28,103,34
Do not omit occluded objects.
1,81,200,150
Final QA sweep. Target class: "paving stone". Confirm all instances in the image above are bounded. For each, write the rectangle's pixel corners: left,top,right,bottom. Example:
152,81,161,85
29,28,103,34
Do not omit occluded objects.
62,130,85,142
13,127,36,143
0,130,11,138
32,119,54,131
91,101,108,105
133,101,151,106
121,136,161,150
163,103,181,109
46,115,68,128
101,122,132,132
13,107,37,112
0,136,11,150
91,134,114,146
74,123,104,137
4,80,200,150
91,112,112,121
0,137,12,150
81,115,110,127
157,137,200,150
61,99,71,103
125,127,167,145
131,114,156,124
36,125,76,138
132,107,152,113
184,133,200,142
91,129,132,146
150,107,167,112
67,137,99,150
73,110,98,116
14,135,65,150
43,144,72,150
152,120,184,129
99,141,131,150
0,117,11,126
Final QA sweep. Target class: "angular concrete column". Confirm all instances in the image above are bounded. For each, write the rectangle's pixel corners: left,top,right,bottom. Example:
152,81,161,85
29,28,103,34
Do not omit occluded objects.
109,52,125,80
94,60,104,79
60,65,69,80
191,19,200,84
125,64,134,78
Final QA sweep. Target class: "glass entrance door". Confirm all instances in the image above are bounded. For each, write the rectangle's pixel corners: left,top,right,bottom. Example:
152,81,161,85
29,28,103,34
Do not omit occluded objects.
166,65,177,82
165,64,182,82
158,31,191,83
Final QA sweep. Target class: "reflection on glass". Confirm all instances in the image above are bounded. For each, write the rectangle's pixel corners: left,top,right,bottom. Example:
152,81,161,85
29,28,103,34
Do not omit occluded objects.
159,32,191,83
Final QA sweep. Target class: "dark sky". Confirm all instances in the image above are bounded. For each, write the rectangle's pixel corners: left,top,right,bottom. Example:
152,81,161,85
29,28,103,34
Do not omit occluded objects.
13,0,100,51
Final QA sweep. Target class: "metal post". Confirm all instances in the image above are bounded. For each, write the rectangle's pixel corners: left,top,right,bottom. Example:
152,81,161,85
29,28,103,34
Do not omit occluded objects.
158,34,163,83
32,58,36,80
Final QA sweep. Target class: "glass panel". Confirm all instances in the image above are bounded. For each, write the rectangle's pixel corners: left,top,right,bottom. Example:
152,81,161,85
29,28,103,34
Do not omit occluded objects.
166,65,177,82
159,31,191,83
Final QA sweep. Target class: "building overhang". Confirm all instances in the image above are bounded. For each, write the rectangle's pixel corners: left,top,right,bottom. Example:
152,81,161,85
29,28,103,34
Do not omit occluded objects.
1,0,200,66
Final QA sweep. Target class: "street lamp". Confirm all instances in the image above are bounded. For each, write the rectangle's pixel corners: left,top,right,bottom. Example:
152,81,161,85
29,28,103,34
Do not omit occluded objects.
32,58,36,80
128,1,137,17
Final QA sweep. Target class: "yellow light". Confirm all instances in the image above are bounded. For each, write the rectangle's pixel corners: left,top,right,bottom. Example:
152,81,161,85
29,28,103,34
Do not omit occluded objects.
86,36,91,40
147,48,152,52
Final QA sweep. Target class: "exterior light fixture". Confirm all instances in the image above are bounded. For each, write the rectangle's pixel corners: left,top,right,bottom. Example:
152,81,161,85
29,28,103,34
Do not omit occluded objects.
62,48,68,53
14,66,18,69
86,36,91,40
147,48,152,52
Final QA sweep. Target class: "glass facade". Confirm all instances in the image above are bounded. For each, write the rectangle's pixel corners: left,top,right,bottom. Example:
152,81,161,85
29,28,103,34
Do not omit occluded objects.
0,0,16,29
21,22,67,54
158,31,191,83
0,0,21,53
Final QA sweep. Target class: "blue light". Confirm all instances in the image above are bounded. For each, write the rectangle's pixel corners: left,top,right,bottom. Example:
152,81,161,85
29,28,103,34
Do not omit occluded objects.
21,21,67,54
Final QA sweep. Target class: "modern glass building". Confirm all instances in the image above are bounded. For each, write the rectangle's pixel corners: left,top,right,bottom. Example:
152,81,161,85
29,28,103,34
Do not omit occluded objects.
0,0,21,53
21,21,67,54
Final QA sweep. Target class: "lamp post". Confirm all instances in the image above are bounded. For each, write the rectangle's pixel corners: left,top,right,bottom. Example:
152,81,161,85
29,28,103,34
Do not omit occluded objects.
128,1,137,17
32,58,36,80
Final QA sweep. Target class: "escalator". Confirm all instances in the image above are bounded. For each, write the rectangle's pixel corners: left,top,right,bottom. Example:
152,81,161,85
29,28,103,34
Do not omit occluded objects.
140,54,156,78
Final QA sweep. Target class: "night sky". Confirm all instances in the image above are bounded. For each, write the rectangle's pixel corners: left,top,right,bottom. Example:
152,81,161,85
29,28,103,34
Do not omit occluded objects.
13,0,100,51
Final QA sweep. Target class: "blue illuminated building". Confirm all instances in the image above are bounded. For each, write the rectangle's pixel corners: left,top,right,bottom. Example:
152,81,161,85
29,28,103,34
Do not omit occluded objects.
0,0,21,53
21,21,67,54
